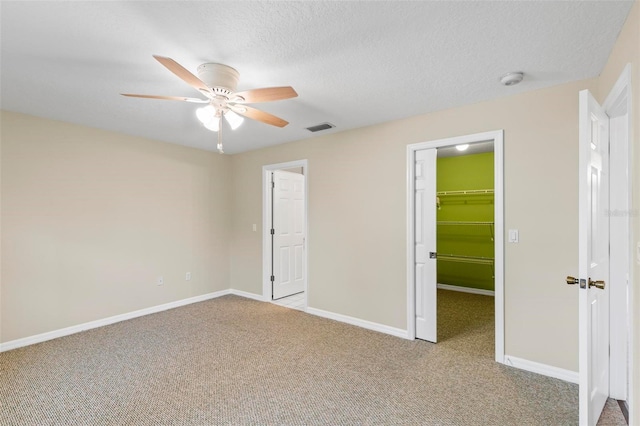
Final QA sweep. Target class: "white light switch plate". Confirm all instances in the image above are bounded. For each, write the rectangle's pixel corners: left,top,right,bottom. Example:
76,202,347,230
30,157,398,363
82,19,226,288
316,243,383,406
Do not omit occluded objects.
508,229,519,243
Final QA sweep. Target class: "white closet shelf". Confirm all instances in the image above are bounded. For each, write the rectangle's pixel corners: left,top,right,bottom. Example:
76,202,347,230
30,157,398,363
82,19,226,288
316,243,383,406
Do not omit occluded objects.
436,189,494,196
437,254,495,278
437,221,494,225
437,254,494,265
437,221,494,241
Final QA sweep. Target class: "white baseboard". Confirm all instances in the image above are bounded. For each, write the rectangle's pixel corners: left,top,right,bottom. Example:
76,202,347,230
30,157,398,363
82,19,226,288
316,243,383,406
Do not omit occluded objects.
0,290,231,352
306,307,409,339
229,289,266,302
437,283,495,296
230,291,408,340
0,286,582,388
503,355,579,384
2,289,410,352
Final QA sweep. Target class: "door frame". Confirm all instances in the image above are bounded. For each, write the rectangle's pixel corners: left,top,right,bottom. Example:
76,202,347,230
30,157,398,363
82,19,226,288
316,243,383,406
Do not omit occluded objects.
406,130,505,362
601,64,633,418
262,159,309,305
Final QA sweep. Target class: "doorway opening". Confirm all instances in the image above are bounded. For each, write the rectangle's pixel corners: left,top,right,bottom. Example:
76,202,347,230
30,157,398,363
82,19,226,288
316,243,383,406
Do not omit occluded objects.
262,160,308,312
435,143,495,352
406,130,505,363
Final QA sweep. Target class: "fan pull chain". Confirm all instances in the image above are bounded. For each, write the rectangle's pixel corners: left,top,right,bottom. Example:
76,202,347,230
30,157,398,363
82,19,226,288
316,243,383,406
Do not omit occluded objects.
217,115,224,154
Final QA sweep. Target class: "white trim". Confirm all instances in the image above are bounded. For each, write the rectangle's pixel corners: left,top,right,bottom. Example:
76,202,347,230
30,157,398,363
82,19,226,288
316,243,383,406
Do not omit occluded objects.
229,289,266,302
406,130,505,363
494,132,505,363
406,148,416,340
0,290,230,352
602,63,634,421
262,160,309,308
603,64,632,110
504,355,579,384
306,307,409,339
437,283,495,296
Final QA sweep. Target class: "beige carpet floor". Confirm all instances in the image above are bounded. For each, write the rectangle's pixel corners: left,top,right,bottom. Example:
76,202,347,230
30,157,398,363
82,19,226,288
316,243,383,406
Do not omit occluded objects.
0,290,627,425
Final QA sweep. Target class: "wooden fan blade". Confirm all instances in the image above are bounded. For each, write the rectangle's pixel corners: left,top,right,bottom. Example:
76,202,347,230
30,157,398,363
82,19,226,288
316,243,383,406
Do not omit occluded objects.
152,55,211,97
121,93,209,103
230,104,289,127
232,86,297,103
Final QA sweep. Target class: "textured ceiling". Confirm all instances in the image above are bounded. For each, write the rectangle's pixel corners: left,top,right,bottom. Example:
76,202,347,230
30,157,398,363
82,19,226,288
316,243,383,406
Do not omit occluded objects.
0,1,634,154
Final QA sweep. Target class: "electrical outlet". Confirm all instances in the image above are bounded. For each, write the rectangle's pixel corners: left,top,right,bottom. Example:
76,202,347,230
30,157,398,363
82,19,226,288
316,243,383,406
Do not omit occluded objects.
157,276,164,286
252,224,257,232
186,272,191,281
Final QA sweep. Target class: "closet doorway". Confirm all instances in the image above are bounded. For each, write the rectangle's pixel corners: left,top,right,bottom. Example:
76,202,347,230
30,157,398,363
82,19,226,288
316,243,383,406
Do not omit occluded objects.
407,131,504,362
436,143,495,297
262,160,308,311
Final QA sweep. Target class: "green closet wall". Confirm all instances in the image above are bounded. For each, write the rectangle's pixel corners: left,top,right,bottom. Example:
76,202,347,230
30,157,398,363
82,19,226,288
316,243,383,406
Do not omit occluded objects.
436,152,494,291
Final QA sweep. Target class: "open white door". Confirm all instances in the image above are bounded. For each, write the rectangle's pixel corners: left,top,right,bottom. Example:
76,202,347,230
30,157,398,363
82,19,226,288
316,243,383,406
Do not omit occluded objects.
415,149,437,342
575,89,610,426
272,170,306,300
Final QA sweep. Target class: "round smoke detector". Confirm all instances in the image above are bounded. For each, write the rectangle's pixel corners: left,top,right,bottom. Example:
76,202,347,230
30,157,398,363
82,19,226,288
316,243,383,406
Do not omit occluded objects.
500,72,524,86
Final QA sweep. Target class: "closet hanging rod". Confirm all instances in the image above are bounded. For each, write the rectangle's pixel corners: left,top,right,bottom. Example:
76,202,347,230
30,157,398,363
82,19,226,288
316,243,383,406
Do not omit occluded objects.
437,254,494,265
436,189,494,196
437,221,494,225
437,254,496,279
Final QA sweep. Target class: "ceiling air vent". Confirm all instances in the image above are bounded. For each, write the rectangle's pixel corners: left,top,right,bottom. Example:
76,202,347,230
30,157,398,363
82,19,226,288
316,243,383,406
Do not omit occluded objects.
306,122,335,133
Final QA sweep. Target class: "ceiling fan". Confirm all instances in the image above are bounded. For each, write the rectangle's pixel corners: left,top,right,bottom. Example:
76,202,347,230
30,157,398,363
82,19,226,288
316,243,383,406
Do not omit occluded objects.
122,55,297,153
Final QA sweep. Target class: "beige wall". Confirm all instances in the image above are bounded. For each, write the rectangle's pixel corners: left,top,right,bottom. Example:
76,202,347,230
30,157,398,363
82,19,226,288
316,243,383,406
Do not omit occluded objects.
1,3,636,388
230,78,598,371
597,0,640,418
1,111,232,342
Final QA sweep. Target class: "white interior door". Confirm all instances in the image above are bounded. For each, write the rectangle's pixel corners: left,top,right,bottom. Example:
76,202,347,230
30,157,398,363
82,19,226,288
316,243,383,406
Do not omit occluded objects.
415,149,437,342
577,89,610,426
272,170,306,300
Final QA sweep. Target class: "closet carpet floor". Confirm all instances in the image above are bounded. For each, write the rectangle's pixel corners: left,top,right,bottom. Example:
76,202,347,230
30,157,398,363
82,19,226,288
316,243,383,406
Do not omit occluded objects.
0,291,628,425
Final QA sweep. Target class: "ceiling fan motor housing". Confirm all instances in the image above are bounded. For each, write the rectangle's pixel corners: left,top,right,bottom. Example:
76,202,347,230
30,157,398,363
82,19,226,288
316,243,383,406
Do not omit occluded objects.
197,63,240,95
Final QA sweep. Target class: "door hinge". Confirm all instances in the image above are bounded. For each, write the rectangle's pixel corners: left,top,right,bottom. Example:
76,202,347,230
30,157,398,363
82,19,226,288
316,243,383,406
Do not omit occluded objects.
270,275,275,282
272,181,275,188
429,252,437,259
271,228,275,235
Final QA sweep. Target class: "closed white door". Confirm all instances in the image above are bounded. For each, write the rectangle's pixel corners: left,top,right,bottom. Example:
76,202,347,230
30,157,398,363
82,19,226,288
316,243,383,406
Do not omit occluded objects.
415,149,437,342
577,89,610,426
272,170,306,300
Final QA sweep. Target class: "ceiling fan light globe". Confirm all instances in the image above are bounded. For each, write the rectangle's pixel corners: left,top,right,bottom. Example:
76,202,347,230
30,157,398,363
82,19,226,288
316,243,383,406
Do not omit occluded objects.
224,111,244,130
203,119,220,132
196,105,215,124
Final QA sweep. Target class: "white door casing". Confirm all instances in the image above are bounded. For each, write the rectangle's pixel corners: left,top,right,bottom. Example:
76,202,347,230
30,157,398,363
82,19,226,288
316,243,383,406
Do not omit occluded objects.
272,170,306,300
578,89,610,426
602,64,632,404
414,148,438,342
407,130,504,362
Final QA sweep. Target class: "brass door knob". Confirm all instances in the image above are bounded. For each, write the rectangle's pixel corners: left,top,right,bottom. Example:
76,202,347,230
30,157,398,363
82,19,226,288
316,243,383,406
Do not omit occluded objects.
588,278,605,290
566,276,579,285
